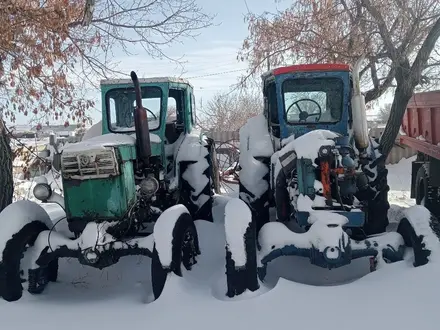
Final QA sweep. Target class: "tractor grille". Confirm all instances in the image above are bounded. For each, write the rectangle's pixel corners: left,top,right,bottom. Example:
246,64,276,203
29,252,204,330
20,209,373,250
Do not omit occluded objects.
61,148,119,180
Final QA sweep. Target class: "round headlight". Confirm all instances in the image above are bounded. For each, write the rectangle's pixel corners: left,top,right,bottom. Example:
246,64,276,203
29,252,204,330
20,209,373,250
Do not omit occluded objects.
33,183,52,202
139,176,159,196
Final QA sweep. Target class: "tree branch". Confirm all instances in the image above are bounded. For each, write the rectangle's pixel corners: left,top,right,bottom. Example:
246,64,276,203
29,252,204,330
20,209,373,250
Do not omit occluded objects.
410,16,440,86
365,64,396,103
360,0,397,59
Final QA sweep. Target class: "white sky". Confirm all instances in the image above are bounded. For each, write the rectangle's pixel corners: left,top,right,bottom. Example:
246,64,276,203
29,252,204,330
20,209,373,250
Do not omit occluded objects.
9,0,387,127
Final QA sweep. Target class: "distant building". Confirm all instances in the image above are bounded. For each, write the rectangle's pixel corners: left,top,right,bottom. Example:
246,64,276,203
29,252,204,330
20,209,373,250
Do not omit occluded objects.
32,125,77,137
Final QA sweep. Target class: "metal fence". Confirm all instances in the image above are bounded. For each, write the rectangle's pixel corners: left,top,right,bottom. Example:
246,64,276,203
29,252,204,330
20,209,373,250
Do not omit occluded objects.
206,129,416,165
207,131,239,143
368,127,417,165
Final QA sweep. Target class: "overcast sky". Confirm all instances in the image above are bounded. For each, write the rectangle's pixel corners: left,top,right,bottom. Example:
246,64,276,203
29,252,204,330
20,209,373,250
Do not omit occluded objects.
10,0,383,127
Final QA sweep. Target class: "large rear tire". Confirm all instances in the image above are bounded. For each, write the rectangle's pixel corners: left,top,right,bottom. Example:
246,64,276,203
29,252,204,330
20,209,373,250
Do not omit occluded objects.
239,156,271,233
356,141,390,237
179,142,218,222
415,164,440,218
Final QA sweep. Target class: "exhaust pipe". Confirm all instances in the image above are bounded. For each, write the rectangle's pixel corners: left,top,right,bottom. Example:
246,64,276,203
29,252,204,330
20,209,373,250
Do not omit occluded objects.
131,71,152,163
351,55,369,151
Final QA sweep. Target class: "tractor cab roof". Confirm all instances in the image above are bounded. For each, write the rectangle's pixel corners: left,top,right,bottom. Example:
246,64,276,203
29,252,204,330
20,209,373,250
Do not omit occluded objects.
261,63,351,82
100,77,193,88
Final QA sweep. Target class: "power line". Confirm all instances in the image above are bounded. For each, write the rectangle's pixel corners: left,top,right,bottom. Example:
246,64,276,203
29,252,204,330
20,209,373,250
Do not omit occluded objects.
184,68,247,80
179,59,244,75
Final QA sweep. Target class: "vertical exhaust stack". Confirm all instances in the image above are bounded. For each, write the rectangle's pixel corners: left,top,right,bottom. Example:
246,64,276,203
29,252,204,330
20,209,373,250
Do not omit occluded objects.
351,55,369,151
131,71,152,164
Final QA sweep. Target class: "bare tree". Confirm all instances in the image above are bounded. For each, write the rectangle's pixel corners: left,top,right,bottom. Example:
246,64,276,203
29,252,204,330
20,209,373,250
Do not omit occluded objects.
199,90,263,132
0,0,213,212
239,0,440,156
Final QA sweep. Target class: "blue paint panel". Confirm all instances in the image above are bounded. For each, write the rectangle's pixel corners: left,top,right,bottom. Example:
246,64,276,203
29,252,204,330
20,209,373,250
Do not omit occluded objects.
274,71,351,140
257,243,377,280
296,210,365,227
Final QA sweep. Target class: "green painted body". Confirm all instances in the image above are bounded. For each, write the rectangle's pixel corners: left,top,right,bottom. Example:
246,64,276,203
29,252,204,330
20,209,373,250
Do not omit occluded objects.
62,79,196,225
63,160,137,221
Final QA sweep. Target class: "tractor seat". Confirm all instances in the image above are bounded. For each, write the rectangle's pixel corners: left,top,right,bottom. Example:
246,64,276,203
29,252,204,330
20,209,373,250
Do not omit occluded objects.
165,122,181,144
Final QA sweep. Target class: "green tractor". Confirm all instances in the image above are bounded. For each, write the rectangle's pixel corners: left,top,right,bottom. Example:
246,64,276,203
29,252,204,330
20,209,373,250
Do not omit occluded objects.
0,72,219,302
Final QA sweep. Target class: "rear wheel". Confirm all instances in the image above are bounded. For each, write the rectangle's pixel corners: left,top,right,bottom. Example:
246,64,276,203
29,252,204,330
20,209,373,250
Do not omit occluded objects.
210,144,221,195
179,141,218,222
239,156,271,233
415,164,440,217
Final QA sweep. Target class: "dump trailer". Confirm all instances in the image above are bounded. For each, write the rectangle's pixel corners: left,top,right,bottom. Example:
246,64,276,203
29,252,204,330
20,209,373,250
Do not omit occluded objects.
401,90,440,217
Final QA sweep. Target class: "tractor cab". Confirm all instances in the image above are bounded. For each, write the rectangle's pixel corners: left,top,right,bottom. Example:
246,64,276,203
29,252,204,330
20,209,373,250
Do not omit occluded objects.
100,77,197,160
262,64,354,147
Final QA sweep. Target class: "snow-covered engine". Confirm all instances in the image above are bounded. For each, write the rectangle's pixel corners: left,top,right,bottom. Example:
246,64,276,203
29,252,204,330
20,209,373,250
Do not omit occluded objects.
274,135,370,228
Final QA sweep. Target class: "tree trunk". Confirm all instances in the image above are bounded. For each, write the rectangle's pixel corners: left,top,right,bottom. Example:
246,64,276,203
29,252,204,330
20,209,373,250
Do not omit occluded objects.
0,119,14,212
379,84,413,156
379,65,414,157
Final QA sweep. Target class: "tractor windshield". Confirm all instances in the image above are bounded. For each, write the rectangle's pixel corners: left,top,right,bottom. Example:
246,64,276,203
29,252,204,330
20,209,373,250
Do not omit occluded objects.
282,77,343,124
106,86,162,132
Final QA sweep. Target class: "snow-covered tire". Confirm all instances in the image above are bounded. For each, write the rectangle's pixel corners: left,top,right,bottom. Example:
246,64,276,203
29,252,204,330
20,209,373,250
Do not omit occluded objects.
358,144,390,236
151,206,200,299
210,144,221,195
396,205,440,267
224,198,259,298
0,200,57,302
415,164,440,218
239,156,271,233
179,150,215,221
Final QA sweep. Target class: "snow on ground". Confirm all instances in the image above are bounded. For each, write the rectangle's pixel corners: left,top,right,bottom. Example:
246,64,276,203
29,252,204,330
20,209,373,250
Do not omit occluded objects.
4,156,439,330
387,156,416,207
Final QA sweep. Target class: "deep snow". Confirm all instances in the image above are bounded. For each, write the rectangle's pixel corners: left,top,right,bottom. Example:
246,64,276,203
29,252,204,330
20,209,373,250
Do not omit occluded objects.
4,155,439,330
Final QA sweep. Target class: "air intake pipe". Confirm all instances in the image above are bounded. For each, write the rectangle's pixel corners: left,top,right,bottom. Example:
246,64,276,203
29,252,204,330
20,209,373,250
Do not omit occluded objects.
351,55,369,151
131,71,152,164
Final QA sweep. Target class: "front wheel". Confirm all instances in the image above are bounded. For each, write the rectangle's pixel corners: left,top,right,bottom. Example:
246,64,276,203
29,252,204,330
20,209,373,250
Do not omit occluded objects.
0,200,58,302
0,221,57,302
396,205,440,267
151,206,200,299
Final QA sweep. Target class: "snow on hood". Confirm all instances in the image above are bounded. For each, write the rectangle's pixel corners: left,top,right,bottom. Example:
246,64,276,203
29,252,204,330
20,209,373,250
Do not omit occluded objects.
280,129,340,161
64,132,162,153
63,133,136,152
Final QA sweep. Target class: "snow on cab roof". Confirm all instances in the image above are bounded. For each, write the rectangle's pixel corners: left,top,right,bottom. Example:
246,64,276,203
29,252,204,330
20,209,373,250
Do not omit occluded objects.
100,77,193,87
261,63,351,80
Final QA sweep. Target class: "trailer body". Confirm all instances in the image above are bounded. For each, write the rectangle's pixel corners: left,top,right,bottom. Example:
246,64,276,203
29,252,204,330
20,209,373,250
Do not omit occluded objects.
400,90,440,216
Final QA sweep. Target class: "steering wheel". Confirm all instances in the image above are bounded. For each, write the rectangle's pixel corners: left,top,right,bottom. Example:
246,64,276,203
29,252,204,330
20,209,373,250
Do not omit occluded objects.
286,98,322,122
134,106,158,121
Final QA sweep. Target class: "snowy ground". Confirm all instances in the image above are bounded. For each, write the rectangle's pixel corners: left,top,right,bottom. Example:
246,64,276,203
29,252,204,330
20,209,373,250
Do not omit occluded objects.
4,156,440,330
387,156,416,208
